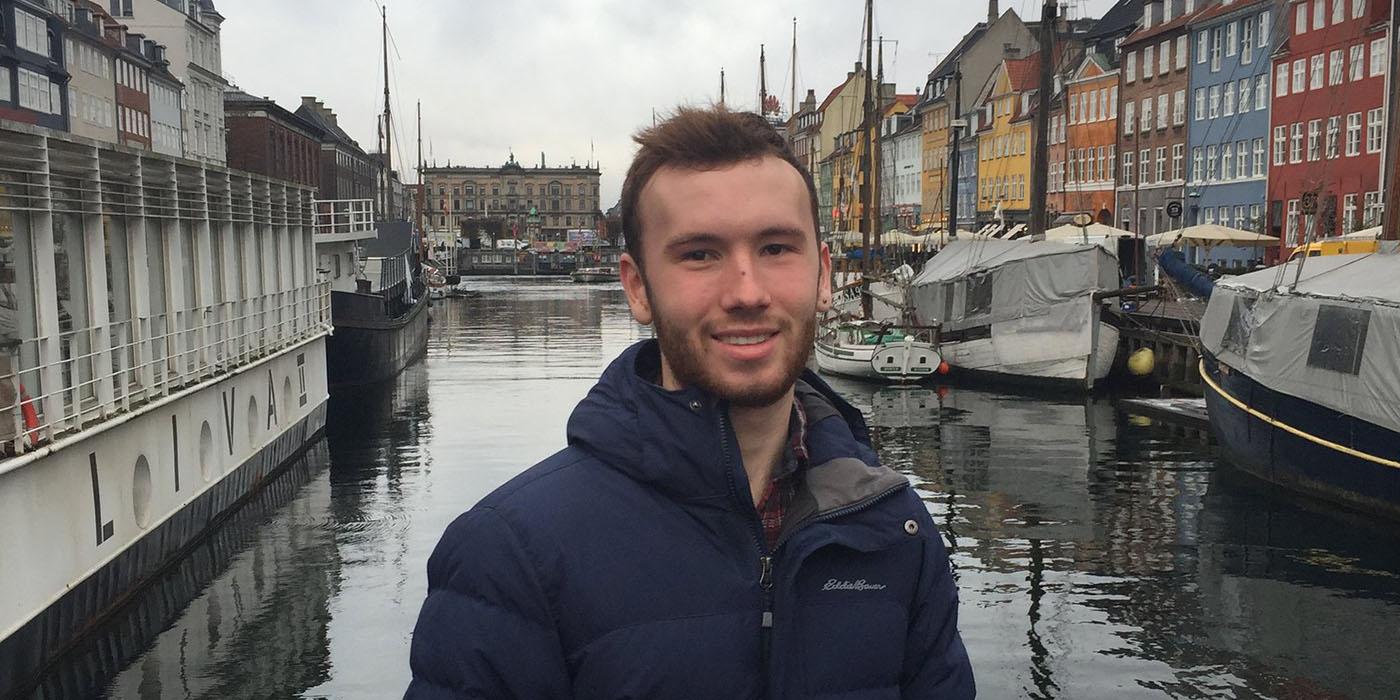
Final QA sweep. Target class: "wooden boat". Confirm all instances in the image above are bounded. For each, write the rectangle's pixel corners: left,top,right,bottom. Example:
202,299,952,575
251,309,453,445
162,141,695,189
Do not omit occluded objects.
814,321,942,383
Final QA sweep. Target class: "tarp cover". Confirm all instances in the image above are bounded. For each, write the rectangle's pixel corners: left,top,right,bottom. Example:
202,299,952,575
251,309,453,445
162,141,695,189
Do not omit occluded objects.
909,239,1119,331
1199,249,1400,435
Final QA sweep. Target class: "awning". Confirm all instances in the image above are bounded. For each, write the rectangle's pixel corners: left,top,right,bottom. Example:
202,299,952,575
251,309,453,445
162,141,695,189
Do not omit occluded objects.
1145,223,1279,249
1044,222,1136,241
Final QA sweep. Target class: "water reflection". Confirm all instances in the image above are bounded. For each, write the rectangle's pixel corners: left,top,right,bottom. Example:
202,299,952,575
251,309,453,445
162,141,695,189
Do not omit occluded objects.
25,441,337,700
31,278,1400,700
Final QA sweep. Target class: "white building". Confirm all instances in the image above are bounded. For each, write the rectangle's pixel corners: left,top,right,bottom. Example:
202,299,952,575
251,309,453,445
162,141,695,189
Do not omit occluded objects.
118,0,227,164
881,111,924,230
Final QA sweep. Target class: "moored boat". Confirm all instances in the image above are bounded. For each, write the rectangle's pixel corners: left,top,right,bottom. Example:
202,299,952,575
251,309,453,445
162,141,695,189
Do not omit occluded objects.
0,122,331,696
1198,245,1400,518
814,322,942,383
570,266,620,283
908,238,1121,391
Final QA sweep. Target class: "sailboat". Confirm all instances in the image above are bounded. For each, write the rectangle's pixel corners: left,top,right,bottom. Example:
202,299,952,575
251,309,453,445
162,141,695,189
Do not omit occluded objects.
813,0,942,383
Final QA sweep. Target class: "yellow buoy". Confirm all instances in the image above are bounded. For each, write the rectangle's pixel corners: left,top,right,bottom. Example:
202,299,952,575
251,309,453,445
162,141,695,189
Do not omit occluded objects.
1128,348,1155,377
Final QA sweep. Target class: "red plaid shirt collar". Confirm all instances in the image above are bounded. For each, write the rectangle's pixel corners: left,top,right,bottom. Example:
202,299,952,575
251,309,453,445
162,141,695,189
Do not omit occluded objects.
755,398,809,551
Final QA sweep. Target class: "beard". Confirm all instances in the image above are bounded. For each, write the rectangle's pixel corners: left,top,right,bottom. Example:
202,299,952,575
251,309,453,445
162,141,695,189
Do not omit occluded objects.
650,294,816,409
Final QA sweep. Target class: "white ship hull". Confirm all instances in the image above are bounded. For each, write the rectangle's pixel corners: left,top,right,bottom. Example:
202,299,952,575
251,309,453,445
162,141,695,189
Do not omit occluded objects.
939,319,1119,390
814,337,941,383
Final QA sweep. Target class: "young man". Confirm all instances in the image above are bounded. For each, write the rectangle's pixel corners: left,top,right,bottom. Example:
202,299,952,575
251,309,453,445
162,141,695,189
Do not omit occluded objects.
406,107,974,699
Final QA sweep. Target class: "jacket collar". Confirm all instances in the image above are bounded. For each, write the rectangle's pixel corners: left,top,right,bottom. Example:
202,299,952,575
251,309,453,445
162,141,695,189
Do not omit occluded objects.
565,340,906,514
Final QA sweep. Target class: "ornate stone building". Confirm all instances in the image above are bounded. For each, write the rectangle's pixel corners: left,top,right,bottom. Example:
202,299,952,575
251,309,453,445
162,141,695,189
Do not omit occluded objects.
422,154,602,244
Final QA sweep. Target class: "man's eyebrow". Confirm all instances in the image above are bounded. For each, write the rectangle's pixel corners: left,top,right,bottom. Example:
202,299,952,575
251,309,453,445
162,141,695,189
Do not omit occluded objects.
663,232,725,251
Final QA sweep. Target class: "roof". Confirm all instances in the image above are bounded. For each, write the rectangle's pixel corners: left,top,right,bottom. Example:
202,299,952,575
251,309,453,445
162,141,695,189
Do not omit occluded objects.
1122,3,1209,46
1189,0,1272,25
1086,0,1143,40
1005,54,1042,93
818,77,853,113
225,90,324,138
892,93,919,109
294,100,358,148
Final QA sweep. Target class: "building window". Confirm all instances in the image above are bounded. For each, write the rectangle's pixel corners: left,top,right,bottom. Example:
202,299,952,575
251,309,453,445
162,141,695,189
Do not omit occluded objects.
1346,112,1362,155
1310,54,1325,90
1329,49,1344,85
1276,63,1290,96
17,67,52,113
1222,143,1234,180
15,8,50,57
1140,148,1150,183
1172,144,1184,181
1364,191,1383,225
1192,147,1204,182
1296,2,1309,33
1343,193,1358,231
1333,0,1346,23
1260,10,1271,44
1155,146,1166,182
1126,51,1137,82
1253,138,1266,176
1286,199,1300,245
1307,119,1321,160
1237,79,1250,112
1242,18,1254,63
1144,45,1155,78
1210,27,1223,70
1140,98,1152,133
1293,58,1308,92
1326,116,1341,158
1124,102,1135,134
1159,40,1170,75
1351,43,1366,80
1370,37,1388,77
1195,87,1206,120
1366,108,1384,152
1237,140,1250,179
1256,74,1268,109
1173,89,1185,125
1208,85,1220,118
1223,84,1235,115
1289,122,1303,162
1226,21,1238,57
1157,93,1168,129
0,66,10,104
1207,145,1218,180
1197,31,1209,64
1353,0,1366,18
1123,151,1134,186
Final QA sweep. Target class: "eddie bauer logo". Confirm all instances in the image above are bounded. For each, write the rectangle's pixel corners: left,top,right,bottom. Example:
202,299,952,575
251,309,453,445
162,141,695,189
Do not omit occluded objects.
822,578,887,592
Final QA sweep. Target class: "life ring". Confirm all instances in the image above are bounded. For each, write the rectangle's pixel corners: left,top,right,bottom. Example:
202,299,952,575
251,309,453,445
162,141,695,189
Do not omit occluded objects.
19,385,39,446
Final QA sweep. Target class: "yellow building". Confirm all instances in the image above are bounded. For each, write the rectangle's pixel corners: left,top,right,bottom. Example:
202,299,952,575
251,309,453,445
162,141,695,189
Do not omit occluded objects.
920,101,952,229
974,54,1041,228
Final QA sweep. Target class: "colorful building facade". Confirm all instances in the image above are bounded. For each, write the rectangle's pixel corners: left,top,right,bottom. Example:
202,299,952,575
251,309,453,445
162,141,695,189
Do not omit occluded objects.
1267,0,1390,252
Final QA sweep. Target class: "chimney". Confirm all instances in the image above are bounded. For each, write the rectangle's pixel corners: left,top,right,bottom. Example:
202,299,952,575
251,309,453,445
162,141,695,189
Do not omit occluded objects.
988,0,998,24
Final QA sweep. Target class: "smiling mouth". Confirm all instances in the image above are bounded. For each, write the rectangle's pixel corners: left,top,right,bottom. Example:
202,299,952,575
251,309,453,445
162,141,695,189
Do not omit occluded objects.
714,332,778,346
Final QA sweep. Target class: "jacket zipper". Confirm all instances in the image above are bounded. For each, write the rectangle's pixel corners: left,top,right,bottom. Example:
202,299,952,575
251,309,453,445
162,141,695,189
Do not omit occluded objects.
717,408,776,697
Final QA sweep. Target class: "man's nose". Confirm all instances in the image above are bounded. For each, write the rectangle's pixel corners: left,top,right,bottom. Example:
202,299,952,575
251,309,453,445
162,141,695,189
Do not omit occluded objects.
719,253,771,311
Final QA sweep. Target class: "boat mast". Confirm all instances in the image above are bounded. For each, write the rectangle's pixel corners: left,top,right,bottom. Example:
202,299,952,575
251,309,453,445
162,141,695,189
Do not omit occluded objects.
860,0,874,317
720,68,726,107
381,5,392,222
874,34,884,267
759,44,767,115
1029,0,1055,238
948,64,963,237
417,100,425,254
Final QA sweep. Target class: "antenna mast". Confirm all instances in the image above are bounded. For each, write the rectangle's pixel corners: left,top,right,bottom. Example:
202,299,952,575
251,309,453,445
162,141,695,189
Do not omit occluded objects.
759,44,768,115
720,68,726,107
791,18,797,119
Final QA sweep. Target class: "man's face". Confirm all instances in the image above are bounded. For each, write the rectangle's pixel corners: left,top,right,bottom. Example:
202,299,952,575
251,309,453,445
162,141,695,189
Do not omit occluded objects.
620,155,831,408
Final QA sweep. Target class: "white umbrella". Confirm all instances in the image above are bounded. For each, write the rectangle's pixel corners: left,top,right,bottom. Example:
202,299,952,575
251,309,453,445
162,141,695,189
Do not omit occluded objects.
1146,223,1279,249
1043,222,1136,241
1342,225,1382,240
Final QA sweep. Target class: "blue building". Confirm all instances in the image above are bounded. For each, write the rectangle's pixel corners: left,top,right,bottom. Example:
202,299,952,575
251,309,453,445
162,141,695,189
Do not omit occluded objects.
954,127,979,233
1184,0,1275,266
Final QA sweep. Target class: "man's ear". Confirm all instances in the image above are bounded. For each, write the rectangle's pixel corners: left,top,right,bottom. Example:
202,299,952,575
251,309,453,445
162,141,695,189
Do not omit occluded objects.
619,252,653,325
816,242,833,313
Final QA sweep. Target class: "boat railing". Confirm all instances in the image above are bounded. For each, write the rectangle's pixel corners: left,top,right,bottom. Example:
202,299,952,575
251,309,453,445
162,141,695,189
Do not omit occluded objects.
0,281,330,462
313,199,377,240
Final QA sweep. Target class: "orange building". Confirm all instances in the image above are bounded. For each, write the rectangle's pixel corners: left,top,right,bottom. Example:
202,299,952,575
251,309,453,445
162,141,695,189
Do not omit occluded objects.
1048,53,1120,223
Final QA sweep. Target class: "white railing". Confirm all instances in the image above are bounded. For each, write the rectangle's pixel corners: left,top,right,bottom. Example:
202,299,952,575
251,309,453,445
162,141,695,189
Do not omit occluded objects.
313,199,376,238
0,282,330,458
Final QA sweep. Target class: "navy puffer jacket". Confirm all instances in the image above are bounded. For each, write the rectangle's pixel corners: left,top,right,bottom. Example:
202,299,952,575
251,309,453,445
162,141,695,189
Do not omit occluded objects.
406,340,974,699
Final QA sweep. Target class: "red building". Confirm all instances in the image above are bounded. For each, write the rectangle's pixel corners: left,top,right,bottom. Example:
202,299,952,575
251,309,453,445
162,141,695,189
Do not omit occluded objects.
1268,0,1390,254
223,90,322,188
112,32,152,150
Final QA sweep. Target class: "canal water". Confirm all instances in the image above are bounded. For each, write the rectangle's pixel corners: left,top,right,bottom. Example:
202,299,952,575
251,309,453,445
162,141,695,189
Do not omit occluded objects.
29,278,1400,699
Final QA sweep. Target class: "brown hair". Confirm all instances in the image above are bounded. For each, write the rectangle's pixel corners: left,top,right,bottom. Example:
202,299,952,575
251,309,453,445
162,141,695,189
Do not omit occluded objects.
619,106,820,268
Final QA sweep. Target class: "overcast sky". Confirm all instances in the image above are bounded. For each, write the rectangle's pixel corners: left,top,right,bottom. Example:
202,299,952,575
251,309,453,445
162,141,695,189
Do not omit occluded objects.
223,0,1119,208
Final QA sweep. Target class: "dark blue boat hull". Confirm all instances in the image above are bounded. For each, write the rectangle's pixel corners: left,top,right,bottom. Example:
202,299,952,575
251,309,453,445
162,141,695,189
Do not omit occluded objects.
1201,353,1400,519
